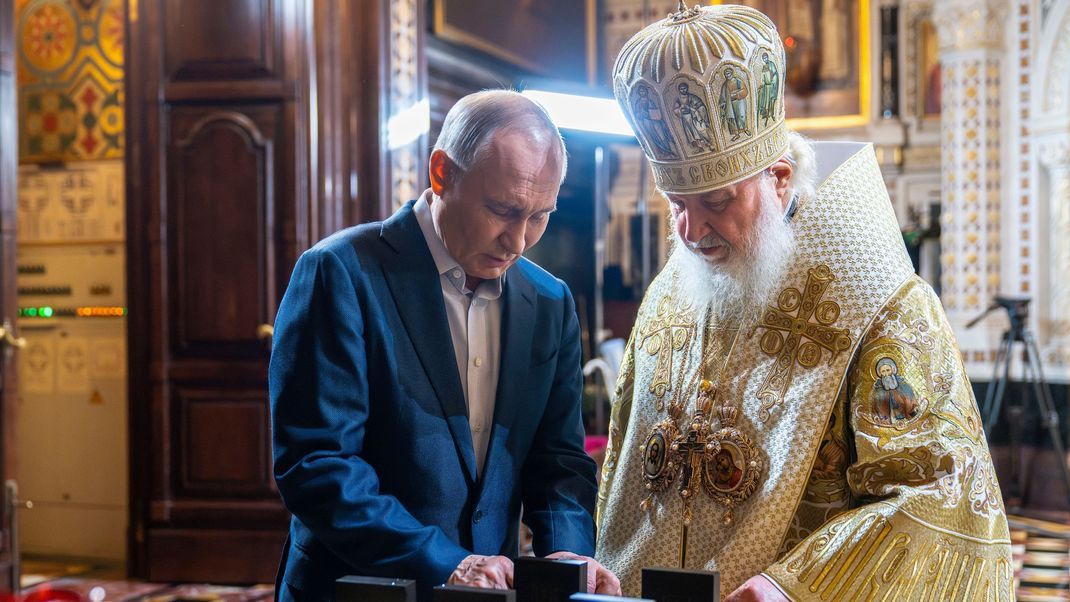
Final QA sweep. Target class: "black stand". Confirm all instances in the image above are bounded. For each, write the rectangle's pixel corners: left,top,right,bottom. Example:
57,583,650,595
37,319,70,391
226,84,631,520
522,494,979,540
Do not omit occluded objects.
971,296,1070,509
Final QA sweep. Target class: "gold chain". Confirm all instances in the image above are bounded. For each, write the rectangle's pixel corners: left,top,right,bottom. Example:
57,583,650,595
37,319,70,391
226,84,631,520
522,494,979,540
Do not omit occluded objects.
664,305,743,421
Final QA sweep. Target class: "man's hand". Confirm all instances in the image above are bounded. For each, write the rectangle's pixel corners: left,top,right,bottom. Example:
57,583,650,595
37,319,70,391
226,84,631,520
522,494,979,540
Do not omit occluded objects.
725,575,788,602
546,551,622,595
447,555,514,590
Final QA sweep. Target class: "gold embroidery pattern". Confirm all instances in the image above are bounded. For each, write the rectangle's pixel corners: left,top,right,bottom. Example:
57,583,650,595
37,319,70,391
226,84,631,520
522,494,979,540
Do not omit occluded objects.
775,508,1013,601
638,296,697,408
754,264,852,421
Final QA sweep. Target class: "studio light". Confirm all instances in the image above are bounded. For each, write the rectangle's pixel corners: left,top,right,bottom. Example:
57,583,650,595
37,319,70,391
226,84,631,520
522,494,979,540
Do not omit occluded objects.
521,90,634,137
387,98,431,150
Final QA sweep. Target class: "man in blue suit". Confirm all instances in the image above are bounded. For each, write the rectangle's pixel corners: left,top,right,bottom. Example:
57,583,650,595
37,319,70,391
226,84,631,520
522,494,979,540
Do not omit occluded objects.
270,90,620,600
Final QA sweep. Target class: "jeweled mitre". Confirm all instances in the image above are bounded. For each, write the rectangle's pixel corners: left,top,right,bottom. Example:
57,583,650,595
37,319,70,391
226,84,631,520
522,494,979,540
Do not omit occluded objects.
612,3,787,194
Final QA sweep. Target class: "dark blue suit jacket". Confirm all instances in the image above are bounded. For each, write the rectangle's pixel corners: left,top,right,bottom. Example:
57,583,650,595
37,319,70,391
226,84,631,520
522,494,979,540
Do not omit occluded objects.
269,201,597,600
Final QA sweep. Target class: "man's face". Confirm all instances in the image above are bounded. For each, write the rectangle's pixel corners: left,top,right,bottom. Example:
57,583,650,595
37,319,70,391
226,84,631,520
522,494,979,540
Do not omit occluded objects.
665,175,768,265
430,129,562,283
878,365,894,378
725,68,733,78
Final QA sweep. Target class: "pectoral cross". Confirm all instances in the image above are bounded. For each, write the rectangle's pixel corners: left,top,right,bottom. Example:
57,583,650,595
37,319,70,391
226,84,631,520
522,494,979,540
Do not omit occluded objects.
670,391,715,569
674,426,707,498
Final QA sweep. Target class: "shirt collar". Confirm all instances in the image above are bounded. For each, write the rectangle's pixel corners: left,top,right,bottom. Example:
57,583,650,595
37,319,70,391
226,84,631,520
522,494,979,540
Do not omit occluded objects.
413,190,504,299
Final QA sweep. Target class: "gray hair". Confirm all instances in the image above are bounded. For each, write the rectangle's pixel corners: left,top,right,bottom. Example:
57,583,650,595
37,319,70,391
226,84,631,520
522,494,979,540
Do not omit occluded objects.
783,130,817,201
433,90,568,183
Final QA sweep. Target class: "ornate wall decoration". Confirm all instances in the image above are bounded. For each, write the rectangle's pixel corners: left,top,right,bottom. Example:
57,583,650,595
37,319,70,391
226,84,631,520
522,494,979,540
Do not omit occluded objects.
16,0,124,162
1014,0,1034,303
388,0,425,208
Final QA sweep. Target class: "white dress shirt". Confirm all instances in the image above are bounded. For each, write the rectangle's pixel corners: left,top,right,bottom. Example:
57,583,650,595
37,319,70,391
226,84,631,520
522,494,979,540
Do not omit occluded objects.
414,193,502,476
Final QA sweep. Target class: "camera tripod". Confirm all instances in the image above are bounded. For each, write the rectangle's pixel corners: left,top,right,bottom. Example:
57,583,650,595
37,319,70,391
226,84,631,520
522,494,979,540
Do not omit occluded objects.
971,296,1070,508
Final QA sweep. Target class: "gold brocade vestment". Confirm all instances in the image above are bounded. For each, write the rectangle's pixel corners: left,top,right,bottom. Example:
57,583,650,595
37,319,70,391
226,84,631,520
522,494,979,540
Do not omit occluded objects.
595,143,1013,600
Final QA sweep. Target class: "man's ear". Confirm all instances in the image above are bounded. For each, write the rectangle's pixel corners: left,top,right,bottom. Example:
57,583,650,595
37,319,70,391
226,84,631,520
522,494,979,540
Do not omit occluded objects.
768,157,794,209
429,149,456,196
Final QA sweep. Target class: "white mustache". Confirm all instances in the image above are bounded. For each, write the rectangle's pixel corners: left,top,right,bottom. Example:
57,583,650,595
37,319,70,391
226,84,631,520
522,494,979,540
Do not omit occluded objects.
688,233,730,251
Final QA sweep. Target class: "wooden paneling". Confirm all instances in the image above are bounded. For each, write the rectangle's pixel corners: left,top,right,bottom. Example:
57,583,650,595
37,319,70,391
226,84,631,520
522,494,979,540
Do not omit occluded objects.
168,107,279,355
147,529,285,583
164,0,281,83
177,389,272,497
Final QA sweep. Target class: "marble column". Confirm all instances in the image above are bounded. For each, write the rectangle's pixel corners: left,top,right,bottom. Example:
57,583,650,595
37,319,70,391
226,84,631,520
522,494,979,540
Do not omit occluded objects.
1039,138,1070,368
932,0,1008,365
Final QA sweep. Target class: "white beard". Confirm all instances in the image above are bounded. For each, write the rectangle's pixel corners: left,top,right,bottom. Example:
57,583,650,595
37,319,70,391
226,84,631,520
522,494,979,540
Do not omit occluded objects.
668,186,796,322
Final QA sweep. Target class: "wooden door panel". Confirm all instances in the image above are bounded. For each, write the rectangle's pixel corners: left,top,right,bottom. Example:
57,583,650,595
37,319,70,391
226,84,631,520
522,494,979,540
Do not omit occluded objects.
176,387,274,498
147,528,284,583
167,106,279,357
164,0,281,82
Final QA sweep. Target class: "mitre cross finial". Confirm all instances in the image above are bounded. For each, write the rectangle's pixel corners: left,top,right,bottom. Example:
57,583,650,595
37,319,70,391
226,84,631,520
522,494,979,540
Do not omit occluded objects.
669,1,701,22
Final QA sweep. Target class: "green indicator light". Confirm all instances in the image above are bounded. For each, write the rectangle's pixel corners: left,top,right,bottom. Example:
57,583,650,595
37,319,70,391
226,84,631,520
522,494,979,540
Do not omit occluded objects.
25,308,37,317
40,306,53,318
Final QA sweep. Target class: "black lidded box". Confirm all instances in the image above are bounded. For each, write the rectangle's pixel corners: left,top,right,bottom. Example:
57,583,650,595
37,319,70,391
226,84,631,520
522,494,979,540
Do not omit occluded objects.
433,584,517,601
335,575,417,602
641,567,720,602
514,557,588,602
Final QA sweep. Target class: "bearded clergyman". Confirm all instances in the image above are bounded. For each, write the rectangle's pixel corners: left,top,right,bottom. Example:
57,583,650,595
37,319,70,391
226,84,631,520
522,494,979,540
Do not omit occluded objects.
596,3,1013,600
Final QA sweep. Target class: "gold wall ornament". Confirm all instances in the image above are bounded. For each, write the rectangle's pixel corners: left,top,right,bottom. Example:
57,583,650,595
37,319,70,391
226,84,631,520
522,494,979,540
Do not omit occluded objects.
753,265,852,421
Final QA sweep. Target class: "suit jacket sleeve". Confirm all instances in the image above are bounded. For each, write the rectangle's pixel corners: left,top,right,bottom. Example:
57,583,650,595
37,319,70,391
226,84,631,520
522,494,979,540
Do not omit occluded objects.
270,247,470,584
520,282,599,556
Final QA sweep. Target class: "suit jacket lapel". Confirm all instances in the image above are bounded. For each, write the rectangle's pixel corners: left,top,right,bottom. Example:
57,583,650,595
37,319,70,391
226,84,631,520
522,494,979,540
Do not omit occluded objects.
482,265,536,480
380,202,478,483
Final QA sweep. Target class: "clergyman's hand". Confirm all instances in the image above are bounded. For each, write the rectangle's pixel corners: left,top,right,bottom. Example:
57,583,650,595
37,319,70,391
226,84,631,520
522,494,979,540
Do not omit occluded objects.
545,551,622,595
447,555,514,590
725,575,788,602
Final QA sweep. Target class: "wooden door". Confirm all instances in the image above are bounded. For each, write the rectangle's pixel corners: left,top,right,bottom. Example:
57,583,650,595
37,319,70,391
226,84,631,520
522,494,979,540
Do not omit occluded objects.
127,0,392,583
0,0,19,591
126,0,307,583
